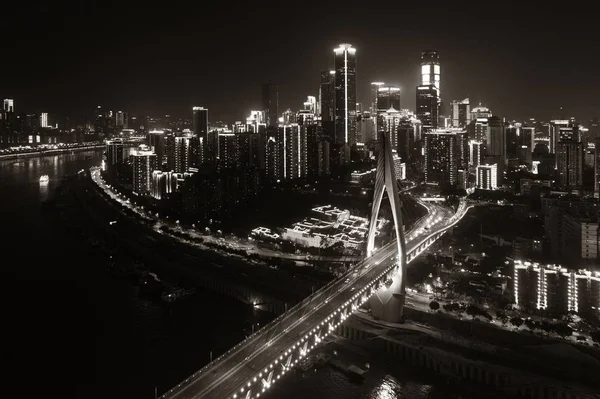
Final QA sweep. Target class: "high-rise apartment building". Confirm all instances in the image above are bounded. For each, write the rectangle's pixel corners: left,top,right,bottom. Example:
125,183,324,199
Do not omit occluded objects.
147,129,165,167
333,43,357,146
476,163,498,190
132,146,158,195
115,111,128,129
40,113,48,128
549,119,571,154
424,129,458,187
262,83,279,127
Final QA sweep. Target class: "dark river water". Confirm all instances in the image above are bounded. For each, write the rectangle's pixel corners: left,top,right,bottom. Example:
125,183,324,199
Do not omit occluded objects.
0,150,489,399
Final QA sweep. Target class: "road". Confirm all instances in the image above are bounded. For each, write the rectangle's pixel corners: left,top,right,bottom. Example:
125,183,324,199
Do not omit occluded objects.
161,202,470,399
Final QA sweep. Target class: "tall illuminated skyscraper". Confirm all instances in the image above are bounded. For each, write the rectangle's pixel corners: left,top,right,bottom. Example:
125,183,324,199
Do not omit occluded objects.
320,70,335,122
3,99,14,112
377,86,401,112
333,43,357,146
370,82,385,114
416,50,440,132
262,83,279,127
421,50,440,97
40,112,48,128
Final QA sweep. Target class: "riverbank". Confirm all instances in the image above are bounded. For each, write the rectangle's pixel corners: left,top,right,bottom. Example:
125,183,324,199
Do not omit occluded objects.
0,143,104,160
57,171,330,313
335,311,600,399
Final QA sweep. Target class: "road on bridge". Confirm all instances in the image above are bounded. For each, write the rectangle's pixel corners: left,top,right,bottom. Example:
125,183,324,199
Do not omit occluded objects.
161,202,468,399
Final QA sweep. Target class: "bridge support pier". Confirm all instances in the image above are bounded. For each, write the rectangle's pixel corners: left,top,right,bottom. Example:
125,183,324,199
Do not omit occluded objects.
365,130,407,323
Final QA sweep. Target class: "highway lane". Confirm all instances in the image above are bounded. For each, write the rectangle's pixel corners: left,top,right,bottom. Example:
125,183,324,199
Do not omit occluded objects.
163,204,460,399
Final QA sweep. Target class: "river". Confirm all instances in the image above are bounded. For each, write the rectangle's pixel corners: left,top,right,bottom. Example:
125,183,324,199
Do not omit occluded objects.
0,150,492,399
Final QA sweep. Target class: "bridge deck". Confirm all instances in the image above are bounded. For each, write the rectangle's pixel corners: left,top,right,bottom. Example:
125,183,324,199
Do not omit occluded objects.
162,202,469,399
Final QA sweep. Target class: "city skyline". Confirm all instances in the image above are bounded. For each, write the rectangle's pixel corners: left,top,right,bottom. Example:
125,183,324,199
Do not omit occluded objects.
1,2,599,123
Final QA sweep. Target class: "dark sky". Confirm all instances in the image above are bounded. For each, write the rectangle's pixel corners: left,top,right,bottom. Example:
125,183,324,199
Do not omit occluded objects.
2,1,599,123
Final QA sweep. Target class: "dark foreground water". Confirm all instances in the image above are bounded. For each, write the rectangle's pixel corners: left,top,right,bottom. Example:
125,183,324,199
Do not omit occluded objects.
1,151,490,399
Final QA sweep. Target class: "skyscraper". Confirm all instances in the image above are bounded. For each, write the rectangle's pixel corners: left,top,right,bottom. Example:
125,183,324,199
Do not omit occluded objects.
421,50,440,97
262,83,279,127
40,112,48,128
424,130,457,187
333,43,357,146
192,107,208,140
451,98,470,128
320,70,335,123
416,85,438,131
557,123,583,191
377,86,401,112
370,82,385,114
132,146,158,195
3,99,14,112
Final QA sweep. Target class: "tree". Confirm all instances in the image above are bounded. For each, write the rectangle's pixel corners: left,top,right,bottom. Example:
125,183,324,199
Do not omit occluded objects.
466,305,480,320
429,301,440,311
510,317,524,329
525,319,537,331
554,323,573,338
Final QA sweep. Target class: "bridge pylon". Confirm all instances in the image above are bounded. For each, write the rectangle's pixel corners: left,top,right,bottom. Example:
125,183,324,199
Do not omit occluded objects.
365,130,407,323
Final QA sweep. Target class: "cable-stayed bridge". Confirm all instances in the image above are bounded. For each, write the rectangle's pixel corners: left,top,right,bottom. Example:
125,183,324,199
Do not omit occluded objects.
160,132,472,399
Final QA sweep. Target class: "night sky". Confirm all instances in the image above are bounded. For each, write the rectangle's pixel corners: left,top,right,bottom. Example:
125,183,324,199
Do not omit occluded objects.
2,1,599,123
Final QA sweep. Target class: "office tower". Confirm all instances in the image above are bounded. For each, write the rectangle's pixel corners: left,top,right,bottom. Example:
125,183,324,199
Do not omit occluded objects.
506,124,519,161
476,164,498,190
115,111,128,129
132,146,158,195
556,124,583,191
192,106,208,141
3,99,14,112
397,121,415,164
451,98,470,128
333,43,357,146
40,113,48,128
357,113,375,144
549,119,571,154
147,129,165,167
486,116,506,185
262,83,279,127
456,130,469,172
379,108,403,151
421,50,440,96
320,70,335,122
377,86,401,112
520,125,535,166
370,82,385,114
424,129,457,187
470,103,492,121
416,85,438,131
